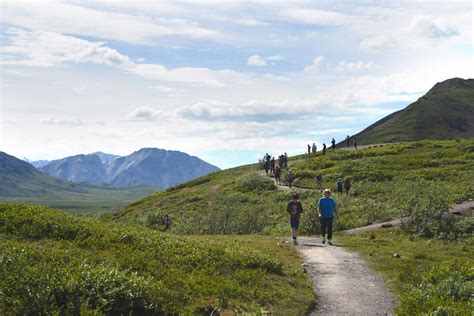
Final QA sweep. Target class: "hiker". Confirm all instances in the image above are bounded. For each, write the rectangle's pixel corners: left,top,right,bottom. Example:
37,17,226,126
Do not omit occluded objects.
274,165,281,185
354,137,358,150
264,160,270,174
307,144,311,155
163,214,171,231
336,178,343,193
316,173,323,191
284,153,288,168
287,170,294,188
344,178,351,194
346,135,350,147
287,193,303,245
331,138,336,150
322,143,326,155
318,189,338,245
278,155,283,168
312,143,317,156
265,153,271,163
270,157,275,174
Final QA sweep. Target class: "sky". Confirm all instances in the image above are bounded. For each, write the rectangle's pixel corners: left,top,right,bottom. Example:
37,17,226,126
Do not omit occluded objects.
1,0,473,169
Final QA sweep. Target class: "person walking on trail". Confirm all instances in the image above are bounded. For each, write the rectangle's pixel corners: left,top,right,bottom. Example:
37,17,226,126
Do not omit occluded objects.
163,214,171,231
270,157,275,174
284,153,288,168
346,135,350,147
322,143,326,155
316,173,323,191
274,165,281,185
287,170,294,188
265,153,271,163
344,178,352,194
312,143,317,156
307,144,311,155
264,160,270,174
287,193,303,245
336,178,343,193
354,137,358,150
318,189,338,245
331,138,336,150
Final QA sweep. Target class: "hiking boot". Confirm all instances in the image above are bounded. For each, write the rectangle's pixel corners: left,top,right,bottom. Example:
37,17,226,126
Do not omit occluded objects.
321,238,325,244
293,239,299,245
328,240,333,245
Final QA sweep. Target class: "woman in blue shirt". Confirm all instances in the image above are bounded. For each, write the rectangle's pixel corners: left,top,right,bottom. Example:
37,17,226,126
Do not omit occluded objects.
317,189,338,245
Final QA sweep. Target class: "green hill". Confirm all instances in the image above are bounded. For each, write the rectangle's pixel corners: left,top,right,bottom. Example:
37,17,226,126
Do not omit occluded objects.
0,204,313,314
349,78,474,145
0,152,155,212
109,139,474,235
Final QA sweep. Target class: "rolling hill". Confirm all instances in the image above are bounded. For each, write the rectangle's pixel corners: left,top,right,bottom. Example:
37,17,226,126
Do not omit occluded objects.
108,139,474,234
0,152,155,212
37,148,220,189
346,78,474,145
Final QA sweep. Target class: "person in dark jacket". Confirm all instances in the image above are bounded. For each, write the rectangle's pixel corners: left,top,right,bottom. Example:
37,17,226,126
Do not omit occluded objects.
287,193,303,245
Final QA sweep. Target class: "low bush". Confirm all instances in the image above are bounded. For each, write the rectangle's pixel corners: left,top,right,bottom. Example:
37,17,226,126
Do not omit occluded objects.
0,204,311,314
235,173,276,193
398,263,474,315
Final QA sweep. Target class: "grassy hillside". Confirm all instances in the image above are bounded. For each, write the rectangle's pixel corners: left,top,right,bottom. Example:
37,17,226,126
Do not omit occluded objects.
0,152,156,212
0,204,314,315
109,139,474,235
338,229,473,315
351,78,474,145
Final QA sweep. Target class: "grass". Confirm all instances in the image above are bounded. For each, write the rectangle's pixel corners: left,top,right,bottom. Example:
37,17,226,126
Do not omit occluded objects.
336,229,473,315
0,204,314,315
108,139,474,235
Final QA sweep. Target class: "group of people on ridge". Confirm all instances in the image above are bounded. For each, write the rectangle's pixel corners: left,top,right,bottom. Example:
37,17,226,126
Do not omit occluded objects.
261,152,288,186
263,137,358,246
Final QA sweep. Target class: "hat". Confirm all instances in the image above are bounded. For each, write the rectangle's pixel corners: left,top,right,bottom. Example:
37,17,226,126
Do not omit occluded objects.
323,189,331,194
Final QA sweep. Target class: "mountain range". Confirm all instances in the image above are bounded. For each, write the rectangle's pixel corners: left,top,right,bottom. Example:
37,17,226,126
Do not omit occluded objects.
346,78,474,145
35,148,220,189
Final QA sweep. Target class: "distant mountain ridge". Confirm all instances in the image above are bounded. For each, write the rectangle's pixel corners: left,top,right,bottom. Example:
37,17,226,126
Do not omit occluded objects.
37,148,220,189
346,77,474,145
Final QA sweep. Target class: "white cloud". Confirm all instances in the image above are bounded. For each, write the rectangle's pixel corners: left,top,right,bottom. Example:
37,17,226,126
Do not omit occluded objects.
247,55,268,67
1,28,132,67
247,54,285,66
235,18,268,26
304,56,325,72
40,117,86,127
266,55,285,61
335,60,376,72
2,1,221,44
1,28,248,86
126,106,168,121
409,15,459,38
149,85,176,93
360,15,462,52
281,8,354,26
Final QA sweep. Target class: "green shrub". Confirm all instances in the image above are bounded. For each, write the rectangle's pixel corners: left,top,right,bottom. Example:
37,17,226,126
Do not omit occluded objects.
397,263,474,315
391,180,452,238
235,173,276,193
0,204,291,314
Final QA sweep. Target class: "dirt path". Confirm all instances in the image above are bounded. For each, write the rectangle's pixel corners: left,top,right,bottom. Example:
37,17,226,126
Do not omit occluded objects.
296,238,397,315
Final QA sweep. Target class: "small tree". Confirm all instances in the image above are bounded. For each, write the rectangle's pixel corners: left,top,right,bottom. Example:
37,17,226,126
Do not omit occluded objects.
391,179,450,238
